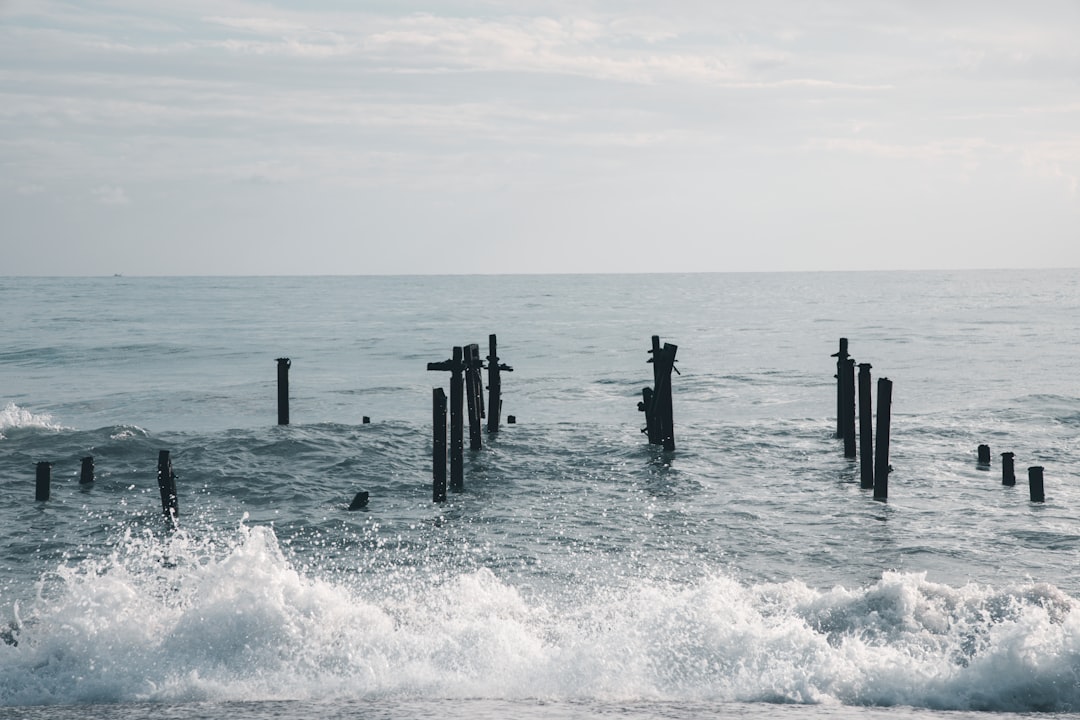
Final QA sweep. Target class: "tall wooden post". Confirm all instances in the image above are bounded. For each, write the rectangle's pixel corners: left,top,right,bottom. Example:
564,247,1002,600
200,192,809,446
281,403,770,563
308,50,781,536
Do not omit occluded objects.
857,363,874,489
432,388,447,502
276,357,291,425
428,347,465,493
656,343,678,452
873,378,892,501
464,343,485,451
157,450,178,526
80,456,95,485
1029,466,1045,502
35,462,51,501
832,338,849,438
842,357,857,458
486,334,513,434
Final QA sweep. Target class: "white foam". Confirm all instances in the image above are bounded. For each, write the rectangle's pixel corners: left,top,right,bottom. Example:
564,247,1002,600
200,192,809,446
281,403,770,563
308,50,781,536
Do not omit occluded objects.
1,524,1078,711
0,402,65,436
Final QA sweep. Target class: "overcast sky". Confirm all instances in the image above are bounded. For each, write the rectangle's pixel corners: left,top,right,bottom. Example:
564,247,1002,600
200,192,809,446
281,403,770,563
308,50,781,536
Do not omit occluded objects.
2,1,1078,275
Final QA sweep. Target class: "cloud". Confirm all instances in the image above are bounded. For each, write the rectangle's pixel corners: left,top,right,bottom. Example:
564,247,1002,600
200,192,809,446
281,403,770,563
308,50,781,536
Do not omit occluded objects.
92,184,130,205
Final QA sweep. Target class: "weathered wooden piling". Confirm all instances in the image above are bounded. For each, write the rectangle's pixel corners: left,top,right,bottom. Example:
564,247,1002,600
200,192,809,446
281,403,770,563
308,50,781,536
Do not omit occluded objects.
977,444,991,467
35,461,51,501
857,363,874,489
832,338,849,438
464,343,485,451
486,334,513,434
1001,452,1016,486
1028,466,1045,502
157,450,178,524
80,456,95,485
428,346,465,493
276,357,291,426
639,336,678,451
432,387,447,502
873,377,892,501
842,358,857,458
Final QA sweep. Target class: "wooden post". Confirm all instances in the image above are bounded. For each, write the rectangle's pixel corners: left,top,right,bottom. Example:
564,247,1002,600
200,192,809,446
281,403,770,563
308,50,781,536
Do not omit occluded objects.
857,363,874,489
842,357,856,458
276,357,291,425
1028,466,1045,502
977,444,991,467
433,387,447,502
656,343,678,452
832,338,849,438
873,377,892,501
157,450,178,525
80,456,95,485
35,461,51,501
639,336,663,444
486,334,513,434
464,343,484,451
428,347,466,493
1001,452,1015,486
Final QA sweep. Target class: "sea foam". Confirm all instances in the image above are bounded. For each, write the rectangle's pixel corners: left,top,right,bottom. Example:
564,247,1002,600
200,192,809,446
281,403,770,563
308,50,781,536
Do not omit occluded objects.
1,522,1077,711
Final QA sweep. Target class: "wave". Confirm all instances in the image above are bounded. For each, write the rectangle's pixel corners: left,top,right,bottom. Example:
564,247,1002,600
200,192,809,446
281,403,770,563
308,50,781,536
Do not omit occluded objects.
0,402,66,436
1,522,1078,711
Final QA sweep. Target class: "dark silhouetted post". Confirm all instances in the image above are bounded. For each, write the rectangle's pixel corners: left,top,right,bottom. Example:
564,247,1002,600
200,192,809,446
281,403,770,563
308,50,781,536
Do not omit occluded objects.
157,450,178,525
433,387,447,502
428,347,466,493
842,358,856,458
80,456,95,485
35,462,51,501
1029,466,1045,502
832,338,849,438
1001,452,1015,486
858,363,874,489
348,491,369,510
977,444,991,467
873,377,892,501
486,334,513,434
464,343,485,451
657,343,678,452
276,357,291,425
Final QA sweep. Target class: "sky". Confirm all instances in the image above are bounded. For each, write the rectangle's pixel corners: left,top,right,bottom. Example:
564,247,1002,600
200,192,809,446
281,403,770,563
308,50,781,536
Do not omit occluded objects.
1,0,1079,275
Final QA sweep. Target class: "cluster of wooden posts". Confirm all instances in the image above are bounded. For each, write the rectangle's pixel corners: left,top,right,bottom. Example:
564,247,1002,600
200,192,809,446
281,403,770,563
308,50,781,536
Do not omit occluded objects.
835,337,1048,503
34,451,179,525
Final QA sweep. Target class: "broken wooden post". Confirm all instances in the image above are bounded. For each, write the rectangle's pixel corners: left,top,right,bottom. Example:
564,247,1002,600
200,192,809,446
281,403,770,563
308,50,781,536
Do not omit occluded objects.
832,338,849,438
157,450,178,525
464,343,485,451
977,444,991,467
1029,466,1045,502
80,456,94,485
35,461,51,501
639,336,678,451
842,357,856,458
348,491,369,510
858,363,874,489
276,357,291,425
486,334,513,434
1001,452,1016,486
428,347,465,493
873,377,892,501
433,387,447,502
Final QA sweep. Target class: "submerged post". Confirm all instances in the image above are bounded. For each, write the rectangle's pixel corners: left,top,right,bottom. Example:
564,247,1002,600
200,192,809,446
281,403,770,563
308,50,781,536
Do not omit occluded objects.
858,363,874,489
832,338,849,438
1029,466,1045,502
35,461,51,501
276,357,291,425
157,450,178,525
1001,452,1016,486
977,444,991,468
842,357,857,458
433,387,447,502
80,456,95,485
873,377,892,501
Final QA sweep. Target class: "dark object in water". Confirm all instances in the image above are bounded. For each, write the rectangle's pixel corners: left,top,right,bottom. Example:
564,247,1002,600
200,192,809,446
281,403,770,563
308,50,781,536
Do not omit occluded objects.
977,444,991,467
276,357,291,426
80,456,95,485
348,491,369,510
1029,466,1045,503
1001,452,1016,486
35,461,51,501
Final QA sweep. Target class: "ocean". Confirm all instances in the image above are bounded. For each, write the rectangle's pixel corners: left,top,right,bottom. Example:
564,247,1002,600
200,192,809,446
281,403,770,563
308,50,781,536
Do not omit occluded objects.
1,271,1079,719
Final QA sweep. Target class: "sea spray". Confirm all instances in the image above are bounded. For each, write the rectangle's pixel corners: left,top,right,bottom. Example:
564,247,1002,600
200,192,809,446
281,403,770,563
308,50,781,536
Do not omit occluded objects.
3,522,1080,710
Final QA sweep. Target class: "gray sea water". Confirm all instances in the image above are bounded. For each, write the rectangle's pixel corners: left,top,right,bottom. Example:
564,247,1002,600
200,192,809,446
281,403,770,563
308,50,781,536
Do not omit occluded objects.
1,271,1079,719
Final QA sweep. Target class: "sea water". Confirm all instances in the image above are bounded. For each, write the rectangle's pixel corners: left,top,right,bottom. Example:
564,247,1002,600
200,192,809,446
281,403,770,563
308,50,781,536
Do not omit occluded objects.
1,271,1079,719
